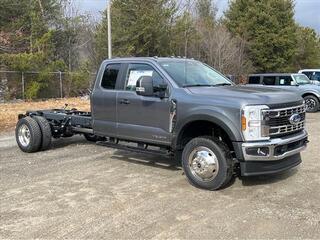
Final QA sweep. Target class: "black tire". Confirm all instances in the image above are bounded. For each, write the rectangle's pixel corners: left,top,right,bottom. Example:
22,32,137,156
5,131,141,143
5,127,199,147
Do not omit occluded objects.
181,137,233,190
15,117,42,153
84,133,104,142
304,95,319,112
33,116,52,151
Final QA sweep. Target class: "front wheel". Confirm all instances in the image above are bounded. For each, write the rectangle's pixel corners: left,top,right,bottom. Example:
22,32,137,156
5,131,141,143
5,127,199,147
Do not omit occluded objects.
304,95,319,112
181,137,233,190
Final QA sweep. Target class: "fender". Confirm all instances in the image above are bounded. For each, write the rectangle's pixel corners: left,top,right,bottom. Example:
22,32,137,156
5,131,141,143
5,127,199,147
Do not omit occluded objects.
301,90,320,99
172,108,243,149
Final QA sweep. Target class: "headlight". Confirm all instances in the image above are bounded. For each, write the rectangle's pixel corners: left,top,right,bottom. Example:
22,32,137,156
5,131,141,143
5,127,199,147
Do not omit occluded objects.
241,105,270,141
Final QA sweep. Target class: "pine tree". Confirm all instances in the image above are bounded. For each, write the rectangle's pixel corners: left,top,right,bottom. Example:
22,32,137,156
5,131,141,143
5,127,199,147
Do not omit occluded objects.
196,0,216,28
224,0,297,72
1,0,93,99
293,26,320,69
95,0,176,61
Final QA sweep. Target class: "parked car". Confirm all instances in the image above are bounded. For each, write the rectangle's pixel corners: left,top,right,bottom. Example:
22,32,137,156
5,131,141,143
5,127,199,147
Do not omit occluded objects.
248,73,320,112
298,69,320,85
15,58,308,190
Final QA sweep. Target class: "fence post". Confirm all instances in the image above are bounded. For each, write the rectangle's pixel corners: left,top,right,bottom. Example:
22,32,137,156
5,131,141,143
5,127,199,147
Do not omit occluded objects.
59,71,63,98
21,72,25,100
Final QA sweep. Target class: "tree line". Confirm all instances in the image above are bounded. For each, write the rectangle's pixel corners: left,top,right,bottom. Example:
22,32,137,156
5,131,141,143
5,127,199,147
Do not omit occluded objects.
1,0,320,99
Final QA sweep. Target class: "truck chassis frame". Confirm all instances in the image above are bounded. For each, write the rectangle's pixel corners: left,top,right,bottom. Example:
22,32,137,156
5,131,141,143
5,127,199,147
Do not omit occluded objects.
19,108,173,157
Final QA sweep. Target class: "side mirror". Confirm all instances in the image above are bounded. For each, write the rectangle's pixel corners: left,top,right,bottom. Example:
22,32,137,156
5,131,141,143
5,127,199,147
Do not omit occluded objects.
136,76,154,96
291,80,298,86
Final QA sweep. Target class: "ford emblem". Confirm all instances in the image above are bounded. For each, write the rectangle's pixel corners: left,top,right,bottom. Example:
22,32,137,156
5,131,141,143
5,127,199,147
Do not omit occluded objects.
289,114,301,125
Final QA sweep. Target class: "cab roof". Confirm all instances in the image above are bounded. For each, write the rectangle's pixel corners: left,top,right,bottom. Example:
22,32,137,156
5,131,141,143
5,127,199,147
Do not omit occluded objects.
103,57,197,63
249,73,303,77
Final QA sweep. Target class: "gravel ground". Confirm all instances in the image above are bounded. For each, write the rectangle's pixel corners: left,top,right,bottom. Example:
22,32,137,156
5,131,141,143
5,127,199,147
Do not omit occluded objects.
0,113,319,239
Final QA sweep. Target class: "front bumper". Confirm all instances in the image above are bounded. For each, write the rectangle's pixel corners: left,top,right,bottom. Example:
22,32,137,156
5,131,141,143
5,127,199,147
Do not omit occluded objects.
239,130,308,176
241,130,308,161
240,153,302,176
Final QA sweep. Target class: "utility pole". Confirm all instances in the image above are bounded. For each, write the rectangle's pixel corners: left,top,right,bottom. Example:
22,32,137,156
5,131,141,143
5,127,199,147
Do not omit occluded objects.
184,0,191,58
107,0,112,59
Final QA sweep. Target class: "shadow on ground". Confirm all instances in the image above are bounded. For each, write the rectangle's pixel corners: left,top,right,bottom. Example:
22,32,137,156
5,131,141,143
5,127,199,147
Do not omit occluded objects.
51,135,93,149
50,136,300,188
240,168,299,186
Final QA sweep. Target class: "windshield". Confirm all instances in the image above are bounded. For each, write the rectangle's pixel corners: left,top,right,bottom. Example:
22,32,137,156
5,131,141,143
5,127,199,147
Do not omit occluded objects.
159,60,232,87
293,74,311,85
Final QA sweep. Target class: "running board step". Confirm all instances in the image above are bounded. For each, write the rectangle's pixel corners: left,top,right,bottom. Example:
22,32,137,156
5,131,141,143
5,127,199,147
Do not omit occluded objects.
96,141,172,157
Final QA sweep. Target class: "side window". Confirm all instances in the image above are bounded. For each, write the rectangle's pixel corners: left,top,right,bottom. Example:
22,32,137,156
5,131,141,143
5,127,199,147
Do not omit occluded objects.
101,64,120,89
301,71,313,79
263,76,276,85
311,72,320,81
278,76,292,85
248,76,260,84
125,63,165,92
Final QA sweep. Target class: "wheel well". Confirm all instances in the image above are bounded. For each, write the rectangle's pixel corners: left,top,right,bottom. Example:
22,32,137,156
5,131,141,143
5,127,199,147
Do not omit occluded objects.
302,93,319,100
176,120,234,154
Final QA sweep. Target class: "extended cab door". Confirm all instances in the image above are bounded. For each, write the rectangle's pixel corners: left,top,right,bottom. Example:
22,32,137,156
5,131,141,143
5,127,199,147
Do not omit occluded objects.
116,62,172,145
91,62,124,137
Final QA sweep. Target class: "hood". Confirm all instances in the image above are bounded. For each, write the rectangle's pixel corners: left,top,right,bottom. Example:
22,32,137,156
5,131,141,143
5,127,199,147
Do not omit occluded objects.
298,84,320,91
186,85,302,107
310,80,320,86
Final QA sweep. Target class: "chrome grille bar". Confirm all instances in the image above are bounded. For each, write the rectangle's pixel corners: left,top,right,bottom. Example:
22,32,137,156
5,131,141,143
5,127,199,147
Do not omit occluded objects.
263,104,306,137
269,121,305,136
263,104,305,118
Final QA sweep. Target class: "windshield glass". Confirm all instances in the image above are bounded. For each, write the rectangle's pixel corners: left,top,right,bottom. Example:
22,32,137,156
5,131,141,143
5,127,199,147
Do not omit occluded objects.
293,74,311,85
159,60,232,87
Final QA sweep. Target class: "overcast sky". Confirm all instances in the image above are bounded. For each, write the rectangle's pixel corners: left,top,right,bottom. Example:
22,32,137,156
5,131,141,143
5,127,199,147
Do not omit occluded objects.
75,0,320,33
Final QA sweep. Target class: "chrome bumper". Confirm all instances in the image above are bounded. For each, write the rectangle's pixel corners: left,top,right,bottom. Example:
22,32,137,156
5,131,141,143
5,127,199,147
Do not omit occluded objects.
242,130,308,161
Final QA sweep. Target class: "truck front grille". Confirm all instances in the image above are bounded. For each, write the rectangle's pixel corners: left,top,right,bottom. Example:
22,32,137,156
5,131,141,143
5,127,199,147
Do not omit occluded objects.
263,104,306,138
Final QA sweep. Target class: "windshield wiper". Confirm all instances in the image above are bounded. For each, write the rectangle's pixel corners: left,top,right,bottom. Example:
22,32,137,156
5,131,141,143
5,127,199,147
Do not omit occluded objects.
182,84,215,88
213,83,232,86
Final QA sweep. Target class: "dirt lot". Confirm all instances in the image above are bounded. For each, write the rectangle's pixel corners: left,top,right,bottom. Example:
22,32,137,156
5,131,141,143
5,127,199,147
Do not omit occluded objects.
0,113,319,239
0,98,90,132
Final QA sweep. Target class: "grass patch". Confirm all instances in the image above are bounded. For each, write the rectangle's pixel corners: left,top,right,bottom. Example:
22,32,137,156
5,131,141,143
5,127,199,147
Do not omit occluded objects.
0,98,90,132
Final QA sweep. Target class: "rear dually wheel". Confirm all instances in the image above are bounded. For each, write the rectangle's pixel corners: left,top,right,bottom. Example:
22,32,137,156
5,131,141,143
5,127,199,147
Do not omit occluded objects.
33,116,52,151
16,117,42,153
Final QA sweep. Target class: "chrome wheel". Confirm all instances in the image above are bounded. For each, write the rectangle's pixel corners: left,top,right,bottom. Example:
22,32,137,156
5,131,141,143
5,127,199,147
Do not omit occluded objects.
18,124,31,147
188,146,219,182
305,98,316,111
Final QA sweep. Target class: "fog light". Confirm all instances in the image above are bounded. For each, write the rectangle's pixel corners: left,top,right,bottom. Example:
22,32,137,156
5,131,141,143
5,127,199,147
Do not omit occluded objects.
274,145,288,156
246,147,269,156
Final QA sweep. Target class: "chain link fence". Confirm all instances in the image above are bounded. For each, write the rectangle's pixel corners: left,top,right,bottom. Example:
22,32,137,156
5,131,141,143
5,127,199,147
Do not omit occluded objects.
0,71,97,102
0,70,247,103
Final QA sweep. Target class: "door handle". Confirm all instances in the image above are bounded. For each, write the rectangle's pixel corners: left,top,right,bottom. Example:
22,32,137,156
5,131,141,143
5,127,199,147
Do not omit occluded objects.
120,99,130,104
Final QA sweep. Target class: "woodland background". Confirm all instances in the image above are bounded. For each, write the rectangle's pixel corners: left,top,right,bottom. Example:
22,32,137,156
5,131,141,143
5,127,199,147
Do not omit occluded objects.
1,0,320,100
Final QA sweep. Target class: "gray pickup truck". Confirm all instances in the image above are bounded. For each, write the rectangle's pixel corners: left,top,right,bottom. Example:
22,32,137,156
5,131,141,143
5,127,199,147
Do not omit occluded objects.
15,58,308,190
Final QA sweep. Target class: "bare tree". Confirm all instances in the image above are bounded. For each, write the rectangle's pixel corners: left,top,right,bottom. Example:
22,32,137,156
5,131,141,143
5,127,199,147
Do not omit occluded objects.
196,23,253,77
